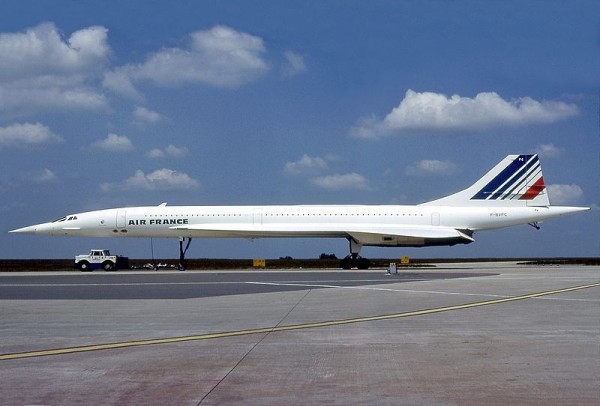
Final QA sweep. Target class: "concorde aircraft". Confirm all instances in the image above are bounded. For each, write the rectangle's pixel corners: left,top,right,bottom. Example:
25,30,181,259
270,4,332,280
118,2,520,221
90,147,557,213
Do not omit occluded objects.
10,154,589,270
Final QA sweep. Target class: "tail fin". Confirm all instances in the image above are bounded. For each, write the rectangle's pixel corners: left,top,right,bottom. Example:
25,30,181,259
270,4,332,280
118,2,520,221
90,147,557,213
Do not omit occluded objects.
421,154,550,207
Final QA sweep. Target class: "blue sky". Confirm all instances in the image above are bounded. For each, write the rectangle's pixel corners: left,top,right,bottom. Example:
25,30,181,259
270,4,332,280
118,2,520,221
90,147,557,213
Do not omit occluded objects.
2,0,598,260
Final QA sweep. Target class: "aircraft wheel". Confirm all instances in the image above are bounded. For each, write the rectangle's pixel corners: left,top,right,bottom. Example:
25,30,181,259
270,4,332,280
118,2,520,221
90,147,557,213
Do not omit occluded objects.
340,256,354,270
357,257,370,270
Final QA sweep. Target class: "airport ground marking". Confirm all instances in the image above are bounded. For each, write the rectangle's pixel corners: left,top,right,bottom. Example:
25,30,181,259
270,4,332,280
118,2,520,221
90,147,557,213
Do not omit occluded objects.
0,279,398,288
247,281,512,298
1,281,598,361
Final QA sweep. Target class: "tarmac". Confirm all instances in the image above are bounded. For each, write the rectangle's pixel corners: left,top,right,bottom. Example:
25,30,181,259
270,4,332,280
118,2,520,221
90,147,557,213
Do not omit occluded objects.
0,262,598,405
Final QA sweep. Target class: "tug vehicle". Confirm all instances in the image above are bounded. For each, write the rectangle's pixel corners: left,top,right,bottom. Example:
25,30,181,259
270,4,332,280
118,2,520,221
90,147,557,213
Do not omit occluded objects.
74,249,129,272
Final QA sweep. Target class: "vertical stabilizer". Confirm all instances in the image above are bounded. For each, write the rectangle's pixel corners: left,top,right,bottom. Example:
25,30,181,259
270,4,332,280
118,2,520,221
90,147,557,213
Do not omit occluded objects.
421,154,550,207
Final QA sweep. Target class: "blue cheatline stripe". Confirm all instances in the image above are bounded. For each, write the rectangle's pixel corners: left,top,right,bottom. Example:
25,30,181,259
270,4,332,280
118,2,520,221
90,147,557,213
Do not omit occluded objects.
471,155,537,200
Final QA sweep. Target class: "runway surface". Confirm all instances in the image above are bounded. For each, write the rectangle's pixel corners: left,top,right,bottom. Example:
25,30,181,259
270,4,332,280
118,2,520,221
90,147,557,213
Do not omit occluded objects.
1,263,598,405
0,270,493,300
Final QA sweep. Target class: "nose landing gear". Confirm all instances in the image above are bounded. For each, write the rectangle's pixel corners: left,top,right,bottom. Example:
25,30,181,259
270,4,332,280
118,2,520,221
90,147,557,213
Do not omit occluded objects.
178,237,192,271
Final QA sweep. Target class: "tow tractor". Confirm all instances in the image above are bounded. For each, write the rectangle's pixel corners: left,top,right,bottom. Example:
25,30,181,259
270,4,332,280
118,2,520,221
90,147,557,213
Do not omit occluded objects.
74,249,129,272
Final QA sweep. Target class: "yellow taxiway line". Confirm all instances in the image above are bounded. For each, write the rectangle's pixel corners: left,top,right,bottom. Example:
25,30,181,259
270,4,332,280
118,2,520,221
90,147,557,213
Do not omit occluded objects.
1,282,598,361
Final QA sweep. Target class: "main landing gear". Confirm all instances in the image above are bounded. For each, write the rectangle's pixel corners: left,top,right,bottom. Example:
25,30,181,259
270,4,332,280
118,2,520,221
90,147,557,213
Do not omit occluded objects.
340,254,371,270
178,237,192,271
340,238,371,270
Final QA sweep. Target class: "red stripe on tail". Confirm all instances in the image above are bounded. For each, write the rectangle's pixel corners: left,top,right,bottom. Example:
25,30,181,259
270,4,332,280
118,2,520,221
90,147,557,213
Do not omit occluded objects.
519,177,545,200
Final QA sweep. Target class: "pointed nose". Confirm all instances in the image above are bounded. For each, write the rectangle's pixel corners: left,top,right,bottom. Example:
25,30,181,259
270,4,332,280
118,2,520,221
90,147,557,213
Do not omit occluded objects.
10,225,38,234
9,223,55,235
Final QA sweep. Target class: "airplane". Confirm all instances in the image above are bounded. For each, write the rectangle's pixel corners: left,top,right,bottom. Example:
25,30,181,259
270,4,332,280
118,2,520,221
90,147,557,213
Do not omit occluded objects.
10,154,589,270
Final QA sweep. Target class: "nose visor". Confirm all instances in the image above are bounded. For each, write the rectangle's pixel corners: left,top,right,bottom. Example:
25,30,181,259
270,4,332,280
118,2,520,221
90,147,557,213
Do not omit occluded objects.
9,222,56,235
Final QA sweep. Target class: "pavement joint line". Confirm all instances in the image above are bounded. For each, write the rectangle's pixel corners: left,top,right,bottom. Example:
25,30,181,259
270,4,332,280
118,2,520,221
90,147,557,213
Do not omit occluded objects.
0,279,397,287
246,282,511,297
1,281,598,362
246,281,424,288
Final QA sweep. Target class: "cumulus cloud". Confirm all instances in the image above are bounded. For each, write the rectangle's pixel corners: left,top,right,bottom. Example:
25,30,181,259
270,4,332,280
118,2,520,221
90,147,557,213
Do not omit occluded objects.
0,22,109,79
134,106,163,123
547,184,584,205
0,122,63,147
281,50,307,77
0,77,109,114
0,23,110,114
535,143,563,158
146,144,189,159
311,173,370,191
405,159,457,176
284,154,329,176
102,70,143,100
92,133,134,152
101,168,199,191
351,90,580,138
104,25,269,98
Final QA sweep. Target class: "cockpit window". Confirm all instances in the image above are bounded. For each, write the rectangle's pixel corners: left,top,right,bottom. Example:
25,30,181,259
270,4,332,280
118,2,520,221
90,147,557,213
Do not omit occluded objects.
52,215,78,223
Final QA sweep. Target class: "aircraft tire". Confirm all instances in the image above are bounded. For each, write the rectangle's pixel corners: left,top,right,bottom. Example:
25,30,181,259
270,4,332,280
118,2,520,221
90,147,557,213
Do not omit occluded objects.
340,256,354,270
357,258,370,270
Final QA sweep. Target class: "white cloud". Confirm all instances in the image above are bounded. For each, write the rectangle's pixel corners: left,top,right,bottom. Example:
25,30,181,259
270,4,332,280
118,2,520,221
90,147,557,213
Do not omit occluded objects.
146,144,189,159
33,168,57,183
0,122,63,147
0,22,109,80
0,77,109,114
0,23,110,114
134,106,163,123
351,90,580,138
535,143,563,158
284,154,328,175
311,173,370,191
281,50,307,77
547,184,584,205
102,70,143,100
92,133,134,152
104,25,269,98
405,160,457,176
101,168,199,191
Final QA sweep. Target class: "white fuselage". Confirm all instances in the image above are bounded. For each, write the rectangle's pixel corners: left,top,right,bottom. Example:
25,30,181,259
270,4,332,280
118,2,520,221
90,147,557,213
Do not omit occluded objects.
13,204,586,248
9,154,590,269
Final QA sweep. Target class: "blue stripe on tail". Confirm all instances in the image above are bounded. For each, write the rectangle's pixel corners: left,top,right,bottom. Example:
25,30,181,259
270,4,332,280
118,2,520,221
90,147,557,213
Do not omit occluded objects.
471,155,538,200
